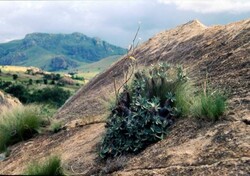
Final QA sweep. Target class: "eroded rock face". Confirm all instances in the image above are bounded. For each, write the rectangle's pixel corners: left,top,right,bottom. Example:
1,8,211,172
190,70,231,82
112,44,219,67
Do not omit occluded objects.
56,19,250,123
53,19,250,175
0,91,21,112
0,19,249,176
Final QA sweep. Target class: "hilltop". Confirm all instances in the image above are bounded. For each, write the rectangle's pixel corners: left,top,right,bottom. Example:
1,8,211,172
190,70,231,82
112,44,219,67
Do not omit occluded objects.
0,19,249,175
0,32,126,71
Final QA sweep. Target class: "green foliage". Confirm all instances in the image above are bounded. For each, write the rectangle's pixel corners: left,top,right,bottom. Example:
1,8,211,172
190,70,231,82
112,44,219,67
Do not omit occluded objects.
192,90,226,121
72,75,85,81
28,79,33,85
51,80,55,85
35,80,41,84
50,121,62,133
31,87,71,107
24,155,65,176
174,81,195,116
100,63,227,158
4,84,30,103
12,74,18,80
44,73,61,80
0,105,46,151
0,80,12,89
100,63,187,158
44,79,48,84
2,83,70,107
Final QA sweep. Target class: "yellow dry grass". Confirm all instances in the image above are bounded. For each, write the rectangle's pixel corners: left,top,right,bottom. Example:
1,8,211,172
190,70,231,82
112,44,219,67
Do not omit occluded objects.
0,65,36,73
77,72,99,80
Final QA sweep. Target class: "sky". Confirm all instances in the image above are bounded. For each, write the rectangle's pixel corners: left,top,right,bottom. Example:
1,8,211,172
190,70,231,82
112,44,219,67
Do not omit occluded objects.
0,0,249,47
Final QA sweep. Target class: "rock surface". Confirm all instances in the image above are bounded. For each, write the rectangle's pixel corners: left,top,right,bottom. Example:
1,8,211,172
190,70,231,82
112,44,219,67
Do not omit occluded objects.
0,19,249,175
0,91,21,112
57,19,250,122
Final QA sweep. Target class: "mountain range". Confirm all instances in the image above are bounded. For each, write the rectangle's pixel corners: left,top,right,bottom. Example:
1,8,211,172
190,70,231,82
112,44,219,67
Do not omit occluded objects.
0,32,126,71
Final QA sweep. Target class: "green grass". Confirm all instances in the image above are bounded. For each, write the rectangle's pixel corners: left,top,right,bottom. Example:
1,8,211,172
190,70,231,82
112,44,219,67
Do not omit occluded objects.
0,105,46,151
174,81,195,116
0,65,83,94
24,155,65,176
79,55,122,72
49,120,62,133
192,91,227,121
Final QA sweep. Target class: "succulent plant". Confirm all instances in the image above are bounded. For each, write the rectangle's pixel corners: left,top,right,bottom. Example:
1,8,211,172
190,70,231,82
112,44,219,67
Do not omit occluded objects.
100,63,187,158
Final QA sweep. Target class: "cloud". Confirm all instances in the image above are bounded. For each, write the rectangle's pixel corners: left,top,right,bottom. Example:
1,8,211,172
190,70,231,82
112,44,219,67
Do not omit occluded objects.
0,1,152,47
0,1,249,47
158,0,250,13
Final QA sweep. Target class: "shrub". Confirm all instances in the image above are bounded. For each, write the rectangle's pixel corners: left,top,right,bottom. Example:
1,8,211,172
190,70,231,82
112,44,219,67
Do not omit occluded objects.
100,63,227,158
0,81,12,90
99,63,188,158
24,155,65,176
0,105,46,151
44,79,48,84
35,80,41,84
31,87,71,107
28,79,33,85
4,84,30,103
12,74,18,80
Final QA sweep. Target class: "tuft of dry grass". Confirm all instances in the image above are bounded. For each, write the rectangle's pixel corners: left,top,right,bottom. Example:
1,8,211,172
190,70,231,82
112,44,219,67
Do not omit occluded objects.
24,155,65,176
0,105,46,151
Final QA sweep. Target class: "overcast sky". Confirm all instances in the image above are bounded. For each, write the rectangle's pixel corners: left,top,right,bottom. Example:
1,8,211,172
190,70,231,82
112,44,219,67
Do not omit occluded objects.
0,0,249,47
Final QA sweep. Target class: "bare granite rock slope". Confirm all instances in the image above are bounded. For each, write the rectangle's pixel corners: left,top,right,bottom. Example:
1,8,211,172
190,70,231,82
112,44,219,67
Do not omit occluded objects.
56,19,249,123
0,91,21,112
0,19,249,175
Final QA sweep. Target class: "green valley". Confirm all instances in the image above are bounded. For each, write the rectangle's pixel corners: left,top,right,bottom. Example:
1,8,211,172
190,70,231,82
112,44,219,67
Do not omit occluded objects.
0,32,126,71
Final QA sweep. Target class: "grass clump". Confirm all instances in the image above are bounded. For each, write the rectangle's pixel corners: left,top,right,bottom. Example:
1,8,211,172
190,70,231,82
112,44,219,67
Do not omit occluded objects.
24,155,65,176
100,63,189,158
192,90,227,121
49,121,63,133
0,105,46,152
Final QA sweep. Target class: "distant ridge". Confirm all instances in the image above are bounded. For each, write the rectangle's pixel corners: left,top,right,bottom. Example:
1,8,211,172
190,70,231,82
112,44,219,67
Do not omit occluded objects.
0,32,126,71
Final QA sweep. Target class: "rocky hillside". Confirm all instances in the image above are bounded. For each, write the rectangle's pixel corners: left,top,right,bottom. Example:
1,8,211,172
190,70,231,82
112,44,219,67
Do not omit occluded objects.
0,19,249,175
0,91,21,112
57,19,250,122
0,32,126,71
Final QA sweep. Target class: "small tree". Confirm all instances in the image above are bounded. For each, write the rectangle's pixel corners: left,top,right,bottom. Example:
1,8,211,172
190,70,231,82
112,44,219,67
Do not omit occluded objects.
54,74,61,81
44,79,48,85
28,79,33,85
13,74,18,80
35,80,41,84
26,69,32,75
50,80,55,85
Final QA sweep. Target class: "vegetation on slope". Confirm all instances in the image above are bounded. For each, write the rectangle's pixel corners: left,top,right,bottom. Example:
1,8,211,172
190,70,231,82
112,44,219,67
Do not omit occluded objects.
1,83,71,107
0,66,77,107
100,63,227,158
192,89,227,121
0,105,47,152
24,155,65,176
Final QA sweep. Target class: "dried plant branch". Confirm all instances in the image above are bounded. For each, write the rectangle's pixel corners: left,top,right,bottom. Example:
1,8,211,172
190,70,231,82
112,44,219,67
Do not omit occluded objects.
113,22,141,104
